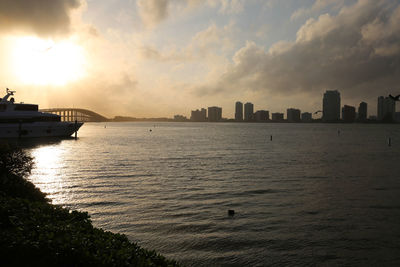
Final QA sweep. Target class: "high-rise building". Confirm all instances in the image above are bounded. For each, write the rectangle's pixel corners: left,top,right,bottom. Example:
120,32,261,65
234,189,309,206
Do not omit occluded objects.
358,102,367,121
395,112,400,123
235,101,243,121
301,112,312,122
377,96,384,120
190,108,207,121
342,105,356,122
254,110,269,121
271,113,284,122
322,90,341,122
287,108,301,122
377,96,395,121
244,102,254,121
207,106,222,122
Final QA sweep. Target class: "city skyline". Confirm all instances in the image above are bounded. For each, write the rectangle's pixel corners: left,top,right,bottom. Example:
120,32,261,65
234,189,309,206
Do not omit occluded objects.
185,90,397,122
0,1,399,117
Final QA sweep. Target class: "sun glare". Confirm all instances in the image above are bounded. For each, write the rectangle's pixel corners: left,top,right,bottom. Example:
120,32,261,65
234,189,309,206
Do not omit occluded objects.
11,36,86,86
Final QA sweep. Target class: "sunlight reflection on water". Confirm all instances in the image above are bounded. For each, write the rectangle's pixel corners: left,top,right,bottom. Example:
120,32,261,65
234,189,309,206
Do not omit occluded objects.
30,145,68,204
27,122,400,266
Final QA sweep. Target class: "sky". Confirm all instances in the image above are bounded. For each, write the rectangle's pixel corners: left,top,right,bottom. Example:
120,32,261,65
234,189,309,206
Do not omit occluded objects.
0,0,399,118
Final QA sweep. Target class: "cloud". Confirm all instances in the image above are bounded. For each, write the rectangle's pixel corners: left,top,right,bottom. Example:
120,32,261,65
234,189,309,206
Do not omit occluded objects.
137,0,169,28
291,0,345,21
219,0,244,14
139,22,236,62
0,0,80,37
68,74,138,116
138,45,190,62
195,0,400,109
137,0,245,28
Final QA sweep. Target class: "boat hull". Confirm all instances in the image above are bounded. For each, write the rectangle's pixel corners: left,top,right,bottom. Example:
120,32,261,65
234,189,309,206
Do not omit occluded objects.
0,121,83,138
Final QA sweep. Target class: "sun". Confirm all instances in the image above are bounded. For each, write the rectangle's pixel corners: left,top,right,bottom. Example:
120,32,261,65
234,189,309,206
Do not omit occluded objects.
11,36,86,86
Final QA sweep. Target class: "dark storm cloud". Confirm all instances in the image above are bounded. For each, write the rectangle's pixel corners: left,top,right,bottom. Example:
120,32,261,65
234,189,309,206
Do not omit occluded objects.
201,0,400,101
0,0,80,36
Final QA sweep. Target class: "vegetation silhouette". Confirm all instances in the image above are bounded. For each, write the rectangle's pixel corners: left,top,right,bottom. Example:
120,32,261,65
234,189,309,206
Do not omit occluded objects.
0,143,180,267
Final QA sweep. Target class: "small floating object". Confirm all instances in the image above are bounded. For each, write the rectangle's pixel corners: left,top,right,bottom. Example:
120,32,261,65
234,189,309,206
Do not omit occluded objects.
388,137,391,146
270,135,272,141
228,210,235,216
149,129,152,132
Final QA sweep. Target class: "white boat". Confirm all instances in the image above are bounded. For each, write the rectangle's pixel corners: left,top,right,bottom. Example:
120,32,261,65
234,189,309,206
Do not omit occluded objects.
0,88,83,138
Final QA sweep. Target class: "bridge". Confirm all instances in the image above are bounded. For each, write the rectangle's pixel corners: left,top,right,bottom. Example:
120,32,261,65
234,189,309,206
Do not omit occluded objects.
40,108,109,122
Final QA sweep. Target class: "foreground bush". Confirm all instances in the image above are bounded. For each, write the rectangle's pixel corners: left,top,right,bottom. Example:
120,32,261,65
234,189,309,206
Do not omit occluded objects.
0,145,179,266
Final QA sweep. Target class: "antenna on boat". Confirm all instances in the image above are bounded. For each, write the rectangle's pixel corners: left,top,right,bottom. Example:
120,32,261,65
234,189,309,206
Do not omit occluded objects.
6,88,16,95
1,88,16,103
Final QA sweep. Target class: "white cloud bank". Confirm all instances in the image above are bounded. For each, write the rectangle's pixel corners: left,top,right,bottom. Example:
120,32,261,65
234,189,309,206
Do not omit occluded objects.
196,0,400,110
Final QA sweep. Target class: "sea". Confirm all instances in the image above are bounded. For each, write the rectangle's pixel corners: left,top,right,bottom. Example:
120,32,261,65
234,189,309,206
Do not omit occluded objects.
25,122,400,266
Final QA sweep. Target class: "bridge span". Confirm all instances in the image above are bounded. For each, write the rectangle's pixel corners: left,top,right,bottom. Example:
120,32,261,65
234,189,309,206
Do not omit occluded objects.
40,108,109,122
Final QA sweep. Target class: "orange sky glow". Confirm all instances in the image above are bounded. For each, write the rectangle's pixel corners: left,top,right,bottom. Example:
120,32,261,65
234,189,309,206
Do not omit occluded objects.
0,0,399,118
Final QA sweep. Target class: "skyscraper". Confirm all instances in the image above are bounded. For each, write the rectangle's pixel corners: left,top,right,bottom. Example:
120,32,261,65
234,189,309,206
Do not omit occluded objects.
271,113,284,121
287,108,301,122
244,102,254,121
358,102,367,121
190,108,207,121
254,110,269,121
377,96,395,121
301,112,312,122
342,105,356,122
377,96,384,120
207,106,222,122
235,101,243,121
322,90,341,122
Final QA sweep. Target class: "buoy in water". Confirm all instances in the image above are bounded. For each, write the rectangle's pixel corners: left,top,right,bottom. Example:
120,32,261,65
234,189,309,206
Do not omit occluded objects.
228,210,235,216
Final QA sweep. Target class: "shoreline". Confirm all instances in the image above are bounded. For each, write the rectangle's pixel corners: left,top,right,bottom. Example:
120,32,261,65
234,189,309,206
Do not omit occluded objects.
0,146,180,266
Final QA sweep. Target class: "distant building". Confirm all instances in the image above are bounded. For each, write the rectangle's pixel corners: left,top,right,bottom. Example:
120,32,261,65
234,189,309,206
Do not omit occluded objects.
377,96,395,121
377,96,383,120
287,108,301,122
208,106,222,122
191,108,207,121
174,115,188,121
342,105,356,122
235,101,243,121
322,90,341,122
254,110,269,121
271,112,284,122
358,102,367,121
395,112,400,123
301,112,312,122
244,102,254,121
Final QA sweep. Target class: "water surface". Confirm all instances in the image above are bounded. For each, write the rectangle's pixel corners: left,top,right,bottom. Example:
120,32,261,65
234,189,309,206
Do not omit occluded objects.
28,122,400,266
